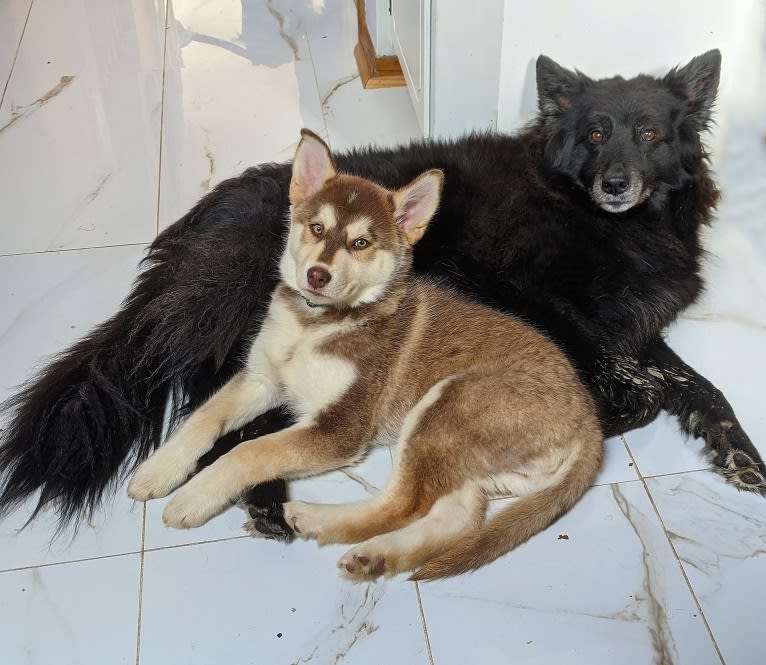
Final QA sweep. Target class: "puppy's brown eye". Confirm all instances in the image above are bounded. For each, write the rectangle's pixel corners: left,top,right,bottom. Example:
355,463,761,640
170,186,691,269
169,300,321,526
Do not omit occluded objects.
641,128,657,142
310,223,323,236
589,130,604,144
352,238,369,249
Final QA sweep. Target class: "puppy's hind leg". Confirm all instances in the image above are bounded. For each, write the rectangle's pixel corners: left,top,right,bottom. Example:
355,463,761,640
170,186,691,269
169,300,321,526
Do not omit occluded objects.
128,371,279,501
284,377,461,544
283,485,420,545
338,485,487,580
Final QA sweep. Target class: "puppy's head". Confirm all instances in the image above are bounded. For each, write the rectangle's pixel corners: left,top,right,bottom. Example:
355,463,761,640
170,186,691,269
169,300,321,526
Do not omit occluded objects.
536,50,721,214
282,129,443,309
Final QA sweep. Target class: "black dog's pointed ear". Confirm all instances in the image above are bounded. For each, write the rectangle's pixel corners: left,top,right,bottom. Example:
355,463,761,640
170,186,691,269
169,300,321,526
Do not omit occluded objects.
663,49,721,127
536,55,582,118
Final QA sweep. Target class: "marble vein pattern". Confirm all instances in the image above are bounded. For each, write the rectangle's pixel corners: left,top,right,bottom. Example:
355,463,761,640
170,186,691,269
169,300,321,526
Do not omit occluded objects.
158,0,327,227
0,0,166,254
138,538,430,665
418,482,721,665
0,1,764,664
0,554,141,665
648,472,766,665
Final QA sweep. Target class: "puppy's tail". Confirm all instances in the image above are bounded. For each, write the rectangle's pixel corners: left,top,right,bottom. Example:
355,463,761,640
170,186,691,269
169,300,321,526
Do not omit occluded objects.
0,165,290,531
410,434,602,581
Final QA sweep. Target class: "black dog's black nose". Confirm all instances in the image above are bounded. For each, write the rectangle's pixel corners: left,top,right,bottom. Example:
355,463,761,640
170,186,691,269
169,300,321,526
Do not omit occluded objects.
602,175,629,195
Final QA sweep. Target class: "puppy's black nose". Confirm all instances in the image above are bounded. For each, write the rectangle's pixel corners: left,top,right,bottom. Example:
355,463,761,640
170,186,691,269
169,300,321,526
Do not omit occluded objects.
602,175,629,195
307,266,332,289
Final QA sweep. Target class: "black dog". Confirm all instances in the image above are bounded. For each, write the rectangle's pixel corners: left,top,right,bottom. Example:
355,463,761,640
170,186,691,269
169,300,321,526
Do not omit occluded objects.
1,50,763,536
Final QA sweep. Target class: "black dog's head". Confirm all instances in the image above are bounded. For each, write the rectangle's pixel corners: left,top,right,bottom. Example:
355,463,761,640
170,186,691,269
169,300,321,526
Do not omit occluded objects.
536,50,721,213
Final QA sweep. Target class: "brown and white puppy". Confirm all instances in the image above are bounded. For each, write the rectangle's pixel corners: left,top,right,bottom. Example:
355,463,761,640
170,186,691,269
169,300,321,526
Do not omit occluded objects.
127,129,603,580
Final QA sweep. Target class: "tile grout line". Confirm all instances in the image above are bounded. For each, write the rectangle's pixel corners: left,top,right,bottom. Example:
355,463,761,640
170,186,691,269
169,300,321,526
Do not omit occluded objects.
154,0,171,238
0,0,34,110
135,503,147,665
142,533,251,553
0,240,151,259
619,435,728,665
640,467,711,481
638,491,727,665
0,532,251,575
302,21,332,148
591,467,711,489
0,549,142,575
414,582,436,665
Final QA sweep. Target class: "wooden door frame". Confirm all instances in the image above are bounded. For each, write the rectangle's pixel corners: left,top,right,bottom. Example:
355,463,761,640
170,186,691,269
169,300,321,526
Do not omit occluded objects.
354,0,405,88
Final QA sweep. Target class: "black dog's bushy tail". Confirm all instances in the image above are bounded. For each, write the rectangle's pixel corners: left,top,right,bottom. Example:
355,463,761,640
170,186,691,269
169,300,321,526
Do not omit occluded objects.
0,164,291,530
0,299,169,529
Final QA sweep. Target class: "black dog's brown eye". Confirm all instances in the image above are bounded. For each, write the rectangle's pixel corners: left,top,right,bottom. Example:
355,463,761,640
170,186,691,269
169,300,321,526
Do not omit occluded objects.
310,223,323,236
641,128,657,142
352,238,369,249
589,130,604,144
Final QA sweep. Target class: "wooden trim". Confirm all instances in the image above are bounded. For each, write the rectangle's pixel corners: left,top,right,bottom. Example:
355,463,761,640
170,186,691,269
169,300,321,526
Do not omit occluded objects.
354,0,406,89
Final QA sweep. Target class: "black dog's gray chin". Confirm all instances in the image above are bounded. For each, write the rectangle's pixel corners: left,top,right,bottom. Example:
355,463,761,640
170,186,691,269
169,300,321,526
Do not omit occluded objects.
599,199,639,213
591,175,649,214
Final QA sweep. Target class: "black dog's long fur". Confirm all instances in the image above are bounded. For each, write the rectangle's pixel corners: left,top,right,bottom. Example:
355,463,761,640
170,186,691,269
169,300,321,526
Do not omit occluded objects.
1,51,764,532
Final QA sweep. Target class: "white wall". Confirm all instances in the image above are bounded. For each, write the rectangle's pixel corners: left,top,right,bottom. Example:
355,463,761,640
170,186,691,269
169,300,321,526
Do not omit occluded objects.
365,0,395,55
390,0,764,141
497,0,766,136
430,0,505,136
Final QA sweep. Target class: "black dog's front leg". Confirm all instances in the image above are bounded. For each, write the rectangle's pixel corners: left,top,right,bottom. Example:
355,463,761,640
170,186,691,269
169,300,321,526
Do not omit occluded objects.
642,338,766,494
588,352,665,437
196,407,295,542
589,341,765,495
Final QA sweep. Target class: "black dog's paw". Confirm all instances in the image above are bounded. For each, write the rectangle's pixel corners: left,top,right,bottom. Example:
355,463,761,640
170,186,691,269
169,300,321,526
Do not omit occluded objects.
716,449,766,496
242,503,294,543
688,410,766,496
238,478,292,540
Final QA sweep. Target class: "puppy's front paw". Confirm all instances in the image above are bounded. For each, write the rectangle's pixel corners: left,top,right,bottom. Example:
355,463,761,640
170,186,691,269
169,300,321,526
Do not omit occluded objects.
161,479,232,529
283,501,325,540
127,452,192,502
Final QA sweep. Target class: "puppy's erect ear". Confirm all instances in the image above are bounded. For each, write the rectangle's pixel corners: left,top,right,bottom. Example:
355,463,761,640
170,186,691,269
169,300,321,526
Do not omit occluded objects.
290,129,337,205
392,170,444,245
663,49,721,129
536,55,586,120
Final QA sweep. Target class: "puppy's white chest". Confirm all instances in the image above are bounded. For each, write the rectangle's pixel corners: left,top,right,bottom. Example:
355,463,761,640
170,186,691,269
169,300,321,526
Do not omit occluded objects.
280,329,357,416
250,299,357,418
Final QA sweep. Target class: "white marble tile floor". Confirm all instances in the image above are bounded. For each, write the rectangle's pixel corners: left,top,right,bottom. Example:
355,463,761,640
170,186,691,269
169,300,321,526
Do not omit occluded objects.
0,1,764,664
